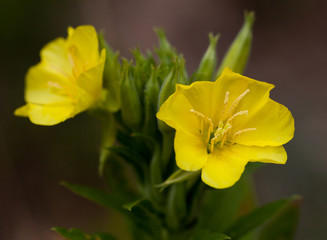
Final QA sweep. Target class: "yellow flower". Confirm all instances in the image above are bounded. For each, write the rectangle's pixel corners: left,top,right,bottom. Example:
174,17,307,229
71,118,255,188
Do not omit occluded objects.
14,25,106,125
157,68,294,189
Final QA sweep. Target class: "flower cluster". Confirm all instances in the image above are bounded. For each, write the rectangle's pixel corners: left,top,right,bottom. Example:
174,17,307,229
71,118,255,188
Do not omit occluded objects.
14,12,298,240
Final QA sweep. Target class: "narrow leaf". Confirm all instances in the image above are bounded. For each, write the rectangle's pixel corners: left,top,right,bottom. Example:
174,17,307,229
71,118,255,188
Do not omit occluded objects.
258,196,301,240
226,195,301,239
53,227,116,240
61,181,128,215
191,228,231,240
156,169,201,191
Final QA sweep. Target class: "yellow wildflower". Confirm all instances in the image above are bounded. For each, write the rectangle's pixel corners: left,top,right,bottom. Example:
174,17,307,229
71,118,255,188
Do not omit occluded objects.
14,25,106,125
157,68,294,189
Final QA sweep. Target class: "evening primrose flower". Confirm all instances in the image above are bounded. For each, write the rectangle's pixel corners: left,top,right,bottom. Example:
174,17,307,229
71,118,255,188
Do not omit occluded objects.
14,25,106,125
157,68,294,189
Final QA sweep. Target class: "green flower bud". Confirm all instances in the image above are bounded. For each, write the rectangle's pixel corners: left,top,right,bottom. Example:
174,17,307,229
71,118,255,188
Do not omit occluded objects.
192,33,219,82
177,56,190,85
216,11,255,77
157,59,183,134
98,33,121,112
120,60,143,132
143,66,160,137
131,48,156,100
154,28,177,66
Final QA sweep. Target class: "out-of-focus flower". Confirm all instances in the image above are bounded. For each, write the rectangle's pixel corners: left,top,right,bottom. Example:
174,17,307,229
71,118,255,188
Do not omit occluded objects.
157,68,294,189
15,25,106,125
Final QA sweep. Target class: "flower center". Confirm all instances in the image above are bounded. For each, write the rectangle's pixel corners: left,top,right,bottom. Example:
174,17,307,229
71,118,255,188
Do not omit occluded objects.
190,89,256,153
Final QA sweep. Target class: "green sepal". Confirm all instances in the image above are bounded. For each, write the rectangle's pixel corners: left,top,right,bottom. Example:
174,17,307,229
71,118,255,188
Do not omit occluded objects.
120,60,143,132
53,227,116,240
192,33,219,82
226,195,301,239
216,11,255,76
98,32,121,112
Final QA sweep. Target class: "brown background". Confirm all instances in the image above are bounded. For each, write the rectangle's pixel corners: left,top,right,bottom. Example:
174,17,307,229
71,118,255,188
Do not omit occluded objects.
1,0,327,239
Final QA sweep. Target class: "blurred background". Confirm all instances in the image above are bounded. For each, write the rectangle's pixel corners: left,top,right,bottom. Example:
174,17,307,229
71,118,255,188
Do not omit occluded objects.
1,0,326,239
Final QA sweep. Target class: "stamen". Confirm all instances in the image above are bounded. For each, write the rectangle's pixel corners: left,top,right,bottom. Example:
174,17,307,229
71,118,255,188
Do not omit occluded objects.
232,128,256,140
206,120,213,143
227,110,248,123
190,109,213,143
227,89,250,116
219,91,230,119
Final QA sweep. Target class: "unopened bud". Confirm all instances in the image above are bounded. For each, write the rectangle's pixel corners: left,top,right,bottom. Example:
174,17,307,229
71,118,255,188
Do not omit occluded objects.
192,33,219,82
216,11,255,77
120,60,143,132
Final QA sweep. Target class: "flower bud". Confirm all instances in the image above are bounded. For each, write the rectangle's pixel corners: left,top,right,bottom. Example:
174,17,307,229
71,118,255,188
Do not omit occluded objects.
154,28,177,66
98,33,121,112
216,11,255,77
143,66,160,137
157,60,182,133
120,60,143,132
192,33,219,82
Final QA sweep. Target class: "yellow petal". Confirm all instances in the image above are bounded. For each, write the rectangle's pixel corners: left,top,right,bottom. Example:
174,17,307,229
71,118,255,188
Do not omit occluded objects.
230,99,294,146
67,25,99,68
216,68,274,122
40,38,73,78
14,105,29,117
25,65,73,105
176,81,225,126
174,130,208,171
25,103,74,126
201,144,287,189
156,85,199,134
77,49,106,97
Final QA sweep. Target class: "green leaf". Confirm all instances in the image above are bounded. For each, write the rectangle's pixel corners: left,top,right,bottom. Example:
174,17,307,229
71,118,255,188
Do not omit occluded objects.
61,181,128,215
216,11,255,76
258,196,301,240
226,195,301,239
156,169,201,191
124,199,164,239
198,177,256,232
53,227,116,240
191,228,231,240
